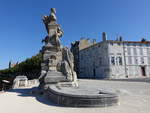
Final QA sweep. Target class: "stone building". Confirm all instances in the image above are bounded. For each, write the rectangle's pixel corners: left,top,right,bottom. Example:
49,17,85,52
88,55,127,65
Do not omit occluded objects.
71,38,92,76
71,32,150,79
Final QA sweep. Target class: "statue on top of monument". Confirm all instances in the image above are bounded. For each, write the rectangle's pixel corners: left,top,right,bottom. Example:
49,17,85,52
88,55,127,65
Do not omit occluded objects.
42,8,64,51
43,8,57,24
42,8,58,34
49,8,57,21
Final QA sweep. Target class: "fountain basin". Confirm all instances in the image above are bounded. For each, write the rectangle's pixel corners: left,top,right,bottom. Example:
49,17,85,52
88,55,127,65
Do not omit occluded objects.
44,83,119,107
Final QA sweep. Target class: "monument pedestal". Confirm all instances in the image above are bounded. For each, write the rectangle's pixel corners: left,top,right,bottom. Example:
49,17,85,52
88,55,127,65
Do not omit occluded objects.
44,71,67,84
45,82,119,107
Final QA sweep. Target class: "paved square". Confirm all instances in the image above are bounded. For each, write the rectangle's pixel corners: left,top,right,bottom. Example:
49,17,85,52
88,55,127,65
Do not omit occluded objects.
0,79,150,113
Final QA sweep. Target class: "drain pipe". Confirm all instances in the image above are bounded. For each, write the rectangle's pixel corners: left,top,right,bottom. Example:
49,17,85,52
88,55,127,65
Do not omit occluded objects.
123,42,128,77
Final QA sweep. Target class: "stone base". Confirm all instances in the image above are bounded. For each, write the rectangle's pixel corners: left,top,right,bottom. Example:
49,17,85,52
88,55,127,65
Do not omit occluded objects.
44,71,67,84
44,83,119,107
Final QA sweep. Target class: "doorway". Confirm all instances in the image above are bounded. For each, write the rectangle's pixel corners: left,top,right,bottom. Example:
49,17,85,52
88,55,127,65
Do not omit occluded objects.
141,66,146,76
93,69,96,78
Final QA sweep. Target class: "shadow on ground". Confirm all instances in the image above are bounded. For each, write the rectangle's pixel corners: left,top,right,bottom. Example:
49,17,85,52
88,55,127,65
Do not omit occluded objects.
7,87,61,107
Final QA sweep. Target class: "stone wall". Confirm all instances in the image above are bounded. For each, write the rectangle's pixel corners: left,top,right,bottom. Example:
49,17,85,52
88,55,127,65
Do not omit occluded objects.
13,76,39,89
28,79,39,86
79,42,110,78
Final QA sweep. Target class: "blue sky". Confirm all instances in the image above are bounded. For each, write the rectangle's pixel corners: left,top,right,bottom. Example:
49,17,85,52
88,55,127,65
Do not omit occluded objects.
0,0,150,69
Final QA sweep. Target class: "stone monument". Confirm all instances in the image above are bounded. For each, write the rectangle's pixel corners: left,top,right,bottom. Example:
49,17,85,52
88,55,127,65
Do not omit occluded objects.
39,8,118,107
39,8,78,89
12,76,28,88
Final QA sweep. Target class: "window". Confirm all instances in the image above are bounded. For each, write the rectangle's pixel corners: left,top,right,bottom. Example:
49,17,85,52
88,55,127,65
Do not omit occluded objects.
118,57,123,65
117,53,122,55
133,48,137,55
134,57,138,65
115,57,123,65
148,57,150,64
127,48,131,55
111,57,115,65
139,48,143,55
110,53,114,55
140,57,144,64
128,57,132,65
147,48,150,55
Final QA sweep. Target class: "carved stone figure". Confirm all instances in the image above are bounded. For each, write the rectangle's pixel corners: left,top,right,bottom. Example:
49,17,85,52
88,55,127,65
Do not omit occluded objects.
61,47,76,81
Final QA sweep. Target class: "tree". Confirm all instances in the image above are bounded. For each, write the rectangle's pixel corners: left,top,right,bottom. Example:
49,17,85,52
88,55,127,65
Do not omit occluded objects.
0,53,42,80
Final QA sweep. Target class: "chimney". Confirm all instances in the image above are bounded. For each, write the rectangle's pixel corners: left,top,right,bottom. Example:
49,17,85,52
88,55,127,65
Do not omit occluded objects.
141,38,146,42
102,32,107,41
119,36,123,41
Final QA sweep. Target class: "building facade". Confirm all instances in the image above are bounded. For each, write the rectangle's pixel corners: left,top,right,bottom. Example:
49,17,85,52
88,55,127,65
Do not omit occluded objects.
71,33,150,79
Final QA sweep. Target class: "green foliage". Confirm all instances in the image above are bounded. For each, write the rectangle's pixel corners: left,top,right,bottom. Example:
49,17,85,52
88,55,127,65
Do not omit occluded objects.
0,53,42,80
